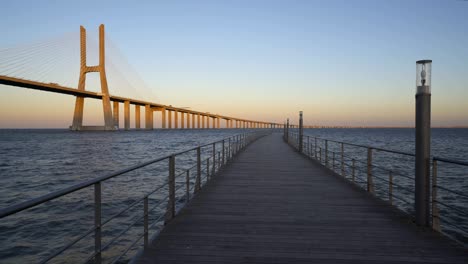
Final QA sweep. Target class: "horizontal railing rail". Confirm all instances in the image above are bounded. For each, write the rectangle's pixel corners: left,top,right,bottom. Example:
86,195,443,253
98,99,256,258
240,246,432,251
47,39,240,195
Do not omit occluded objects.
431,157,468,244
0,156,169,219
285,130,468,246
0,130,270,263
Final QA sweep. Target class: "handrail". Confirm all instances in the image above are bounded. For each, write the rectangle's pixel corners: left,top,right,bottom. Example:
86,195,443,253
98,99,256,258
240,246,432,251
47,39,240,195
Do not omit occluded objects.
296,133,415,157
0,156,169,218
0,132,254,219
284,129,468,246
1,130,270,264
434,156,468,167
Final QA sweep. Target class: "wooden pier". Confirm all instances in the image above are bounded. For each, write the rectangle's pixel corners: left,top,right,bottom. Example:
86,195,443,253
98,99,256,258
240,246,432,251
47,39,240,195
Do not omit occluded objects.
134,133,467,264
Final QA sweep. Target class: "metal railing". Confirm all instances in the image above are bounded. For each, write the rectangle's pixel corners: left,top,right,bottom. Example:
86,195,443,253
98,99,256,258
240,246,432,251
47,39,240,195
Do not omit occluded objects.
0,131,268,263
284,130,468,245
432,157,468,244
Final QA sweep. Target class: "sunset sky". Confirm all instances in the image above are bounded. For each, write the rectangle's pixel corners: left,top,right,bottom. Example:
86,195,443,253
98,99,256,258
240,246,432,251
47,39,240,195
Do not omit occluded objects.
1,0,467,128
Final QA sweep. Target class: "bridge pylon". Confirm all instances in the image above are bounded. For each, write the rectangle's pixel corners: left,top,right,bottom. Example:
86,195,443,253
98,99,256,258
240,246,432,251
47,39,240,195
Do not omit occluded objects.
70,24,115,131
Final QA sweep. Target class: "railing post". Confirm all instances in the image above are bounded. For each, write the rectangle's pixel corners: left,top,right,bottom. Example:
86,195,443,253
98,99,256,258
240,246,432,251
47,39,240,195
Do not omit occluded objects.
234,135,237,155
218,152,221,170
241,134,245,149
341,143,345,177
367,148,374,193
314,137,317,158
432,159,441,232
94,182,102,264
352,159,356,182
207,158,210,181
319,147,322,163
144,196,149,247
299,111,303,153
332,152,335,171
222,140,225,165
284,121,286,141
165,155,175,222
307,136,310,156
228,137,231,161
235,135,238,154
325,140,328,167
186,170,190,201
389,171,393,205
195,147,201,193
212,143,216,176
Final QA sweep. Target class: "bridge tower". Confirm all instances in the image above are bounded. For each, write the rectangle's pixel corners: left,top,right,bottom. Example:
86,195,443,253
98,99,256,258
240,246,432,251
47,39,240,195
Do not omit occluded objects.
70,24,115,131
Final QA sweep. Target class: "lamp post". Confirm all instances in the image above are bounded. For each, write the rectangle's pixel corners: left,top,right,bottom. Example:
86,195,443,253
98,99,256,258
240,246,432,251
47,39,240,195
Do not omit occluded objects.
299,111,303,153
415,59,432,226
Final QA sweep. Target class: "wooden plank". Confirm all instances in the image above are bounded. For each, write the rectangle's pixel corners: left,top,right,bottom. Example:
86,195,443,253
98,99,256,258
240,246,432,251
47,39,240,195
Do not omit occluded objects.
134,133,467,264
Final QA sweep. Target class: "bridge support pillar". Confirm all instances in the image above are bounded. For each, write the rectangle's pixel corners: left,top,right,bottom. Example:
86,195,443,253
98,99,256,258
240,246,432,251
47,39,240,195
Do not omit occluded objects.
161,108,166,129
168,111,172,129
113,101,119,128
145,105,153,130
135,105,140,129
174,111,178,129
181,112,185,129
197,114,200,129
124,101,130,130
192,114,195,129
202,115,205,129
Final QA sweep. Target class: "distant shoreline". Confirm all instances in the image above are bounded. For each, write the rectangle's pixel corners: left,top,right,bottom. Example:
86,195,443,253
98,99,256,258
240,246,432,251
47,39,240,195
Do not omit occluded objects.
0,127,467,130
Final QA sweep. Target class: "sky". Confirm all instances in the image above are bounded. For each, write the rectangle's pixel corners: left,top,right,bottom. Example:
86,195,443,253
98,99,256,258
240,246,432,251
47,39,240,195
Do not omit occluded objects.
0,0,467,128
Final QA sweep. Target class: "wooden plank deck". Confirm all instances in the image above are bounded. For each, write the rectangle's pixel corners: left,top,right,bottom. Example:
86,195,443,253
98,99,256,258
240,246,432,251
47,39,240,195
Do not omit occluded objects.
134,133,467,264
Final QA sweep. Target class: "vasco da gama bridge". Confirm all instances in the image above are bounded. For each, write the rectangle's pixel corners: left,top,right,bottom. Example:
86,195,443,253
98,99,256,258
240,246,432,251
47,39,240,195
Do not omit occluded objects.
0,24,303,131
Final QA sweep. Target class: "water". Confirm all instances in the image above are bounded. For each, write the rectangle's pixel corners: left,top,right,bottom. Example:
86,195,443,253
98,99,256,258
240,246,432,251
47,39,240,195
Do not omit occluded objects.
0,128,467,263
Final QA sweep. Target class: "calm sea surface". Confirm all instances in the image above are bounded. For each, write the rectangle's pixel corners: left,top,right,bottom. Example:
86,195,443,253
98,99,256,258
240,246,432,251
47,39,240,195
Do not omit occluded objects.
0,128,467,262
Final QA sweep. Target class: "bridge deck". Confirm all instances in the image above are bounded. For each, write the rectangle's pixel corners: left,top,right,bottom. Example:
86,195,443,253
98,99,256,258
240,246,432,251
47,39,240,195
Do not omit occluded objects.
135,133,466,264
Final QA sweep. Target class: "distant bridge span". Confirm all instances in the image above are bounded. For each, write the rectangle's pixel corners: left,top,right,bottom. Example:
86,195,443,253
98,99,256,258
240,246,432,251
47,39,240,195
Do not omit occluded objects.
0,74,290,130
0,24,308,131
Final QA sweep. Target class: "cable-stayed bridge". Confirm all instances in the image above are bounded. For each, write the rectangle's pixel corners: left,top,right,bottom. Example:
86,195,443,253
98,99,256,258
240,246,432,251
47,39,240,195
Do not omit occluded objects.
0,24,295,131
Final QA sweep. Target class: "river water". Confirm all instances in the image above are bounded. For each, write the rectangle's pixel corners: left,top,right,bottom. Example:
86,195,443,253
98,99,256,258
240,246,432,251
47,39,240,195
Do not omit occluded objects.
0,128,467,263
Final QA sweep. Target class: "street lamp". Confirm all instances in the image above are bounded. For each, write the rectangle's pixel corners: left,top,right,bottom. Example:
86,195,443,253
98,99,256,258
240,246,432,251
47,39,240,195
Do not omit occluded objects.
415,59,432,226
